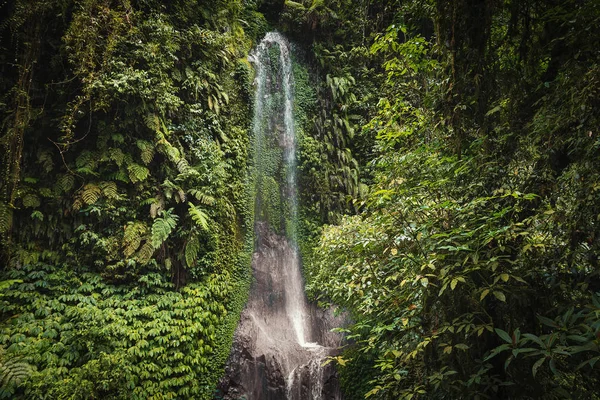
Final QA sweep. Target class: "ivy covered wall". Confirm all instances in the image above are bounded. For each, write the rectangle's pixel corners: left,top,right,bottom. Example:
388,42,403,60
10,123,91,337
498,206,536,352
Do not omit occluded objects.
0,0,268,398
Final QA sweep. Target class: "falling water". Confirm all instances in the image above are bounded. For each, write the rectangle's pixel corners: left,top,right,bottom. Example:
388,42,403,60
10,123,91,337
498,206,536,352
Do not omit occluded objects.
217,33,343,400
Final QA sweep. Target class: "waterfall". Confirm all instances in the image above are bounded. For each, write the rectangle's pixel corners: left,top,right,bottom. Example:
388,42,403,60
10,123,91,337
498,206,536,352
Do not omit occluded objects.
217,32,344,400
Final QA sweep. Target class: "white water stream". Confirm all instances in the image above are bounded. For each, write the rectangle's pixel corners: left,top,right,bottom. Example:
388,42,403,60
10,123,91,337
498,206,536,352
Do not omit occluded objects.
218,32,343,400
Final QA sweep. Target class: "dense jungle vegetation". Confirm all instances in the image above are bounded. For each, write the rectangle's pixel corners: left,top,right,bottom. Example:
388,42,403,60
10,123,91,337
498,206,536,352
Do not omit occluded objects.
0,0,599,399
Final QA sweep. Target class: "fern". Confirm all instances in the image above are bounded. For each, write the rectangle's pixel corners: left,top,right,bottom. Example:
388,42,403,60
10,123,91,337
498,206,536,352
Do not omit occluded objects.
22,194,40,208
56,174,75,193
123,222,147,257
127,163,150,183
36,149,54,173
108,170,129,183
0,348,33,388
75,150,98,171
109,147,125,166
137,140,155,165
136,241,155,264
176,158,190,173
81,183,102,205
151,209,178,248
72,198,83,212
188,202,209,231
166,144,181,161
188,189,215,206
144,113,161,133
184,234,200,268
176,188,186,204
99,181,118,199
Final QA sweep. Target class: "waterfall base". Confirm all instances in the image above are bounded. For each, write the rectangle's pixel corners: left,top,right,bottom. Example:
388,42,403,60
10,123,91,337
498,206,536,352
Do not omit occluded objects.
217,223,344,400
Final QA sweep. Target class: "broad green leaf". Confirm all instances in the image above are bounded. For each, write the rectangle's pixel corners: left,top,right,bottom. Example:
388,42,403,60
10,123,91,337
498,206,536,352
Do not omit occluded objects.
480,289,490,301
495,328,513,344
493,291,506,302
532,357,545,378
523,333,544,347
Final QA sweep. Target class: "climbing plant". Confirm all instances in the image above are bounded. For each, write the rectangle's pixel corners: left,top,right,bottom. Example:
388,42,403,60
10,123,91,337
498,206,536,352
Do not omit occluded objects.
0,0,265,397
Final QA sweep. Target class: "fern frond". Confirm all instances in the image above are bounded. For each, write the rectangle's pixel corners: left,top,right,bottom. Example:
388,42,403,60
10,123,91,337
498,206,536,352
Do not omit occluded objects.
166,145,181,161
137,140,155,165
184,234,200,268
0,348,34,387
22,194,40,208
99,181,118,199
127,163,150,183
56,174,75,193
144,113,161,132
176,158,190,173
123,222,147,257
188,202,209,231
136,241,155,265
75,150,99,171
102,180,120,198
108,170,129,183
0,202,12,233
81,183,102,205
188,189,215,206
109,147,125,166
140,197,156,206
151,209,178,248
72,198,83,211
37,149,54,173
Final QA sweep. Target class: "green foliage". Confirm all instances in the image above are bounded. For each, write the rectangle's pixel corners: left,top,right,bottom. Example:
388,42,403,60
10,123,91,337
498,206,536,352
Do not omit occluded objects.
0,202,12,234
0,263,248,399
185,234,200,268
122,222,146,258
306,1,600,399
188,203,210,231
151,209,178,249
0,0,259,397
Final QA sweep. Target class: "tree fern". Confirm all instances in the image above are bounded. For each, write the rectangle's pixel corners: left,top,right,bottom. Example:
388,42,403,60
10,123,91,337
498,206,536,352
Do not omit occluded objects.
188,202,209,231
151,209,178,248
184,234,200,268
